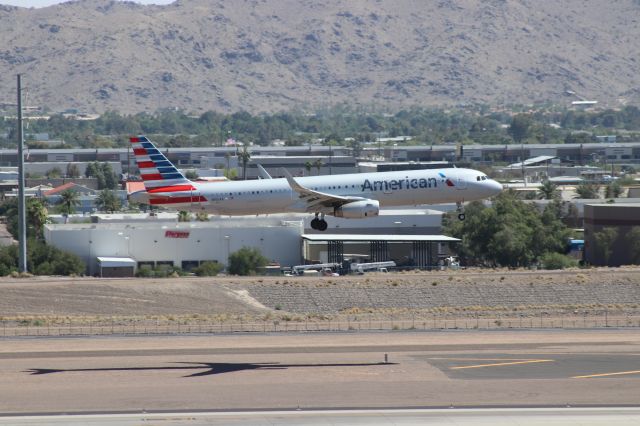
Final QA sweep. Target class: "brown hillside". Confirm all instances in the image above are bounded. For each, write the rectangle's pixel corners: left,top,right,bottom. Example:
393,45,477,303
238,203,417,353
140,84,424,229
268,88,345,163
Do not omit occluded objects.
1,0,639,113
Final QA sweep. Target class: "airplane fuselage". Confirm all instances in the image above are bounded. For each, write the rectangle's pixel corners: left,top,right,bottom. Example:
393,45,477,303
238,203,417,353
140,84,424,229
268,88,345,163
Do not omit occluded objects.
149,168,502,216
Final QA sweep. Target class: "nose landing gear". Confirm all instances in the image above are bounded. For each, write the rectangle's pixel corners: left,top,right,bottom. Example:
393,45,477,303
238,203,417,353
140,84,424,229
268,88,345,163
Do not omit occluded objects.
456,202,466,221
310,213,328,231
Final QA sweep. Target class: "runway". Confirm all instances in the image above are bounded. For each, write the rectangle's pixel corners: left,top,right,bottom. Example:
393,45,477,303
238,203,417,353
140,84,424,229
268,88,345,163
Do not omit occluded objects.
0,330,639,421
3,408,640,426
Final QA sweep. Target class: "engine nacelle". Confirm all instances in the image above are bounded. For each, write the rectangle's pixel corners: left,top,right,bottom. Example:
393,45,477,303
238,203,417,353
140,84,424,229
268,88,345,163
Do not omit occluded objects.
334,200,380,219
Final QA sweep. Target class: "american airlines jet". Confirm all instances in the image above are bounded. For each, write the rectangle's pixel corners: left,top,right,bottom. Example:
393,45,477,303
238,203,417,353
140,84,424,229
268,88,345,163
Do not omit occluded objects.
129,136,502,231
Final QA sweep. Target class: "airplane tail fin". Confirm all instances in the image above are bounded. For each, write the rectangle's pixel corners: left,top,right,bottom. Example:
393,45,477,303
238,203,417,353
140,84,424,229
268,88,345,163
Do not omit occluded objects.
129,136,193,192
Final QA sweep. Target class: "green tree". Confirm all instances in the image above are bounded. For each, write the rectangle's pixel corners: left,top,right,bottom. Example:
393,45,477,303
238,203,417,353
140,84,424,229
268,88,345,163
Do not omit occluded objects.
443,191,571,267
46,167,63,179
540,252,578,270
57,189,80,218
95,189,121,213
3,198,49,241
66,163,80,178
185,170,199,180
0,240,85,276
224,152,231,175
195,212,209,221
304,161,312,176
538,180,558,200
313,158,323,175
605,181,622,198
625,227,640,265
193,261,224,276
574,183,599,199
507,114,533,144
177,210,191,222
238,145,251,180
227,246,268,275
85,161,118,189
592,227,618,266
101,162,118,189
26,198,49,240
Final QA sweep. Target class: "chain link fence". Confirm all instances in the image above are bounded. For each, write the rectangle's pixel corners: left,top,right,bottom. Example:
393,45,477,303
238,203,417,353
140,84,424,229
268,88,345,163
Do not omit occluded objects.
2,311,639,337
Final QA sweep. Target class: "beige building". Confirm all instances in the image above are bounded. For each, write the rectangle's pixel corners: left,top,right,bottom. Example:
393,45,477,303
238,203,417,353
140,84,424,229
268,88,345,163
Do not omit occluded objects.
584,204,640,266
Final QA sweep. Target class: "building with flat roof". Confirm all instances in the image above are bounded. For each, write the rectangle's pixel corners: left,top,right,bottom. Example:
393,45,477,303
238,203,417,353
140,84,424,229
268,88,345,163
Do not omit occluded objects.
302,234,459,271
43,208,450,274
584,203,640,266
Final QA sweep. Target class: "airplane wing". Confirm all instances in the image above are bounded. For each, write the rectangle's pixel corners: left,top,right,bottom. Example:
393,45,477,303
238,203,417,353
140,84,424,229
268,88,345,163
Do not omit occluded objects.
281,168,366,212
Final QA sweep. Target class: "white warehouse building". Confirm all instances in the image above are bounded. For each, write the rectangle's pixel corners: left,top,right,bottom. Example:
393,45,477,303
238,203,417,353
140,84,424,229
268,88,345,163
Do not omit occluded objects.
44,208,449,276
44,217,304,276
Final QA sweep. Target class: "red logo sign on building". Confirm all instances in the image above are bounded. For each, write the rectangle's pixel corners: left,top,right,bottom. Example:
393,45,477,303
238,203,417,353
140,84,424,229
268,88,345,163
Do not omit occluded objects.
165,230,190,238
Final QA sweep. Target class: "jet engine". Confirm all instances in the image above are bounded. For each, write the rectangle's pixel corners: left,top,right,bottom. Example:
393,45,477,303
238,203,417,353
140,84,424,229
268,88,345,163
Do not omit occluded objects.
334,200,380,218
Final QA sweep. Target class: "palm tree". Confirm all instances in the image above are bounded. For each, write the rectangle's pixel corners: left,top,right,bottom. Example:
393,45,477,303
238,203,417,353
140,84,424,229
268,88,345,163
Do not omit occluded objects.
26,198,48,240
304,161,312,176
605,181,622,199
58,189,80,221
537,180,558,200
574,182,599,199
195,212,209,221
177,210,191,222
224,152,231,175
238,145,251,180
95,189,121,213
313,158,323,176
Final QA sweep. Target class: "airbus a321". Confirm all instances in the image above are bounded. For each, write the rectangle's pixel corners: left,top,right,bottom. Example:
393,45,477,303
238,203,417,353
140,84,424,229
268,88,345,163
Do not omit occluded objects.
129,136,502,231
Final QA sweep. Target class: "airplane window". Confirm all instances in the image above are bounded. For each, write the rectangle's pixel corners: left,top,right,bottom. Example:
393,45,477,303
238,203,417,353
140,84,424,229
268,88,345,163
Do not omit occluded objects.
477,176,480,181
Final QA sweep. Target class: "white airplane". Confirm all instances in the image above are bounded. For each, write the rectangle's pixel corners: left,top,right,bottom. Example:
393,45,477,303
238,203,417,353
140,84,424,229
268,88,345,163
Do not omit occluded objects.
129,136,502,231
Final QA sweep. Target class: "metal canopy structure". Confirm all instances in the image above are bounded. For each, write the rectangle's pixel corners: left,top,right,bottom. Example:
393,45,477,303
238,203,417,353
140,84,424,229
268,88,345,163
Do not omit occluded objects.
301,234,460,242
97,257,137,278
507,155,557,169
301,234,460,271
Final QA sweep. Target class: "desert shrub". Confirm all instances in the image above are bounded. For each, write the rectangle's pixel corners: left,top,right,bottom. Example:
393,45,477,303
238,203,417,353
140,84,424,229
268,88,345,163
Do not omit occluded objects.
227,247,268,276
135,265,154,278
194,261,223,276
540,252,578,270
135,265,186,278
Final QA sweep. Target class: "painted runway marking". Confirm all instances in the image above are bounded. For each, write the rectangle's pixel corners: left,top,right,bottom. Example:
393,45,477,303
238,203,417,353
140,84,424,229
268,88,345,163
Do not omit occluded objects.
450,359,554,370
429,358,543,361
573,370,640,379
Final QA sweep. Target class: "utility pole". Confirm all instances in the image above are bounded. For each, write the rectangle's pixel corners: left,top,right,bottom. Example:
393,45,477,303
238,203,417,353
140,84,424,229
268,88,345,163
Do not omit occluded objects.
16,75,27,272
521,142,526,187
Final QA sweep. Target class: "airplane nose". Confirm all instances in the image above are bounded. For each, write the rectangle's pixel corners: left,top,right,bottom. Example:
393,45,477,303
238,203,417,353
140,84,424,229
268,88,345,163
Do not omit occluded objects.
488,179,503,196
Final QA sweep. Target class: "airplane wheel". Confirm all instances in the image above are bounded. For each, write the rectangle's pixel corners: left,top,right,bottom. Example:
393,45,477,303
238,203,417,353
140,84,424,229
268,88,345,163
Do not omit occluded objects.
310,218,319,230
318,220,328,231
458,213,466,221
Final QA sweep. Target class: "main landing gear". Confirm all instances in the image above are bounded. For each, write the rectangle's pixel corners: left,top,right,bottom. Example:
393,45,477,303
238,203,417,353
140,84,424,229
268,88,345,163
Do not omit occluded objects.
456,202,466,221
310,213,328,231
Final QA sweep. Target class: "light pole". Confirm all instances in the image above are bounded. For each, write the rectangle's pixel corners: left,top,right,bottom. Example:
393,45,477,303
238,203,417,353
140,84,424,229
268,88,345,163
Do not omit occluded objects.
224,235,230,269
16,75,27,273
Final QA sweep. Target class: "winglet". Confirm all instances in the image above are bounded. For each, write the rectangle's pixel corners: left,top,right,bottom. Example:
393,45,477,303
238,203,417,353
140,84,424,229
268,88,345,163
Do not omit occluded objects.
256,164,272,179
281,167,304,192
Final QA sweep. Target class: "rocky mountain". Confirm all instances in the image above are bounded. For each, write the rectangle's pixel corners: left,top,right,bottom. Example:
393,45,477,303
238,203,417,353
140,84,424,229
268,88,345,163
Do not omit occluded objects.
0,0,638,113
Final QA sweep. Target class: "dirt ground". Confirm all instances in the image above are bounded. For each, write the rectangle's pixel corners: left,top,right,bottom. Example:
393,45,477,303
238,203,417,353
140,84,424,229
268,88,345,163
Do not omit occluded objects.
0,267,639,326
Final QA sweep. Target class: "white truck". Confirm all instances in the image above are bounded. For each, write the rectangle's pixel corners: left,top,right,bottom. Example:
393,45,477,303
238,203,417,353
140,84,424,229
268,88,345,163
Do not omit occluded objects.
350,261,396,274
291,263,341,276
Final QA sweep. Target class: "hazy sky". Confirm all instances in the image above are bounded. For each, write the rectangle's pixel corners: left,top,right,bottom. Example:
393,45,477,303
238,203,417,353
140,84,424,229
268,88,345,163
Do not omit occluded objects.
1,0,174,7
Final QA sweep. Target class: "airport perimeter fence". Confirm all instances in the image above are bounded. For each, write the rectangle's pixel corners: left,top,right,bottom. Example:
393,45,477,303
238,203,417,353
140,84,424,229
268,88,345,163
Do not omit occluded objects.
2,311,640,337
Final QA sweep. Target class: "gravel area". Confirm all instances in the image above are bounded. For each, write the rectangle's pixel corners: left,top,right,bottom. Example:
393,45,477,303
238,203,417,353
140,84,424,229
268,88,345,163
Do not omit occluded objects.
0,268,638,322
